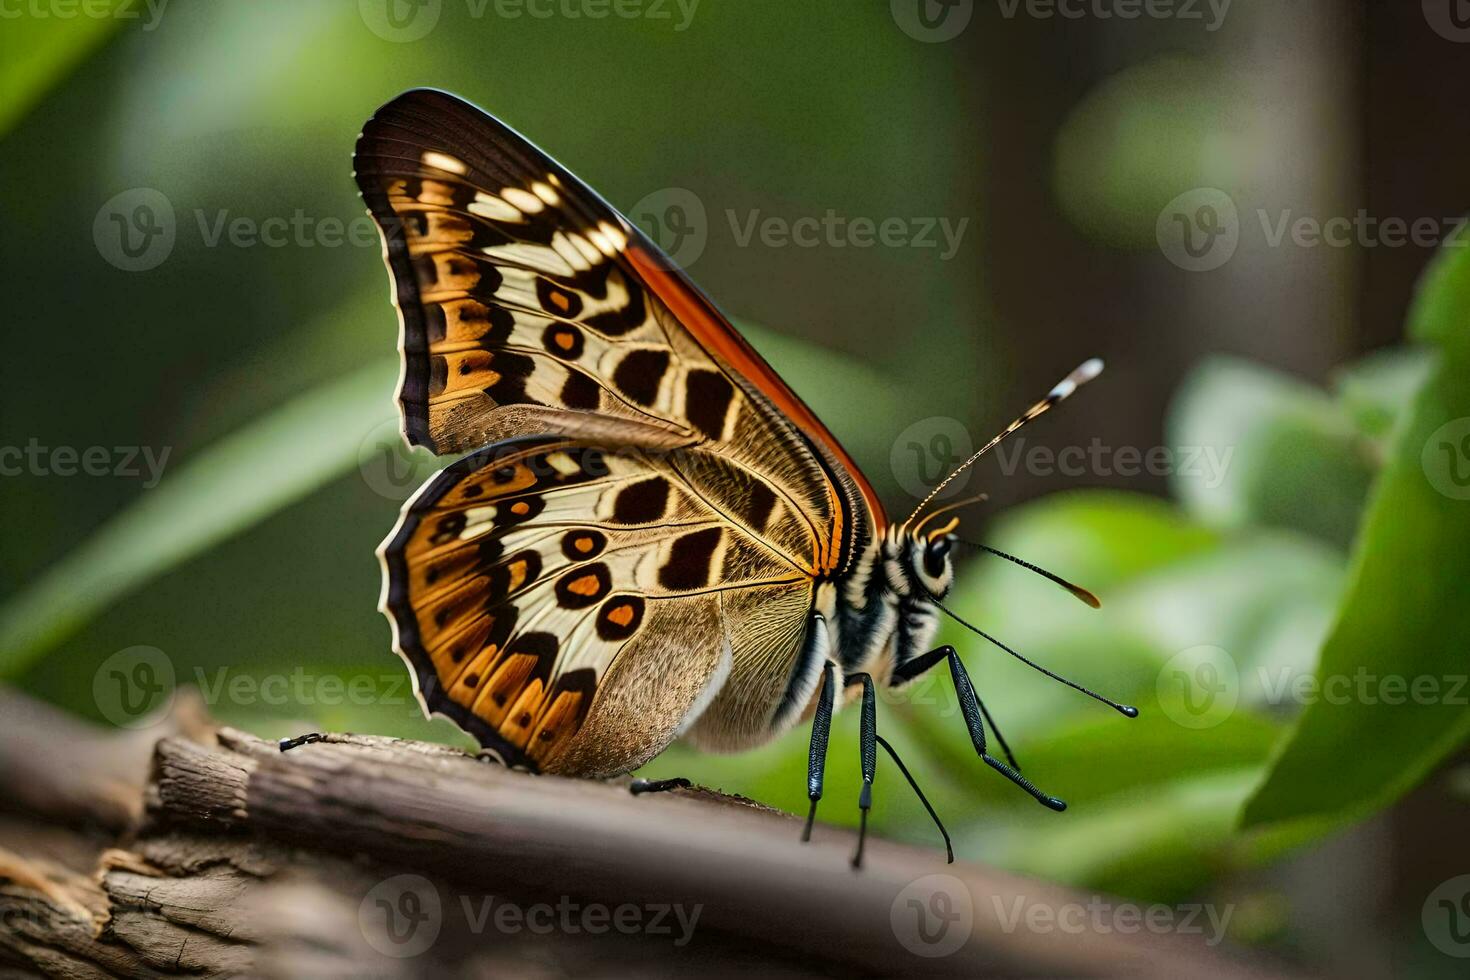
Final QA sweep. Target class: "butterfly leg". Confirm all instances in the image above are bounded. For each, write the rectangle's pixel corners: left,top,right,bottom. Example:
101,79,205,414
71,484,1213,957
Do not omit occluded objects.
875,733,954,863
278,732,324,752
801,660,838,843
893,645,1021,770
835,670,956,865
845,672,878,869
897,645,1064,811
630,777,692,795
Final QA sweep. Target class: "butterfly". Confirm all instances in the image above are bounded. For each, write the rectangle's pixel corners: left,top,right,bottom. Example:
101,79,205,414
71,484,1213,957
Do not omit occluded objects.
351,89,1137,865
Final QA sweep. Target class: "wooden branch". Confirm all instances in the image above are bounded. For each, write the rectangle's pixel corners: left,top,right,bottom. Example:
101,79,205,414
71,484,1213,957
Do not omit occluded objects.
0,688,1296,978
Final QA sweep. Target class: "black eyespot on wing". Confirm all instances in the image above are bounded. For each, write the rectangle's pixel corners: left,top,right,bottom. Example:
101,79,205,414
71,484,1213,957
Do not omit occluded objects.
554,563,612,609
684,369,734,440
736,476,777,533
497,494,545,526
612,477,669,524
595,596,645,641
612,349,670,407
536,278,583,318
482,351,541,405
561,529,607,560
543,323,585,360
559,370,601,410
659,527,723,591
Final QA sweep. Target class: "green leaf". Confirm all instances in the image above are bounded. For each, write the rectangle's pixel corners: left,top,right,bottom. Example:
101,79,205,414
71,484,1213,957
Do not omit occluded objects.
0,359,397,678
991,769,1263,901
0,3,126,138
984,711,1282,811
1334,347,1434,442
1168,357,1374,549
1240,238,1470,833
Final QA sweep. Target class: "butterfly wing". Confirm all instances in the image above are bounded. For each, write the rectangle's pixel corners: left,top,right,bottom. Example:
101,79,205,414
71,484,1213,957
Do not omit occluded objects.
353,88,885,570
356,89,876,772
379,435,820,776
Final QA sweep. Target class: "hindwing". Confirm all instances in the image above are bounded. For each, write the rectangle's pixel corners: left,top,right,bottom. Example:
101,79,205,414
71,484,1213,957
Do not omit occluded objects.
380,435,818,774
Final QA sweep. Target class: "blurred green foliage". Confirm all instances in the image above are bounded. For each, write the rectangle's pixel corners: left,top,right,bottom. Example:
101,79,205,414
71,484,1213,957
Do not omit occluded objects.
4,4,1468,953
1053,54,1255,250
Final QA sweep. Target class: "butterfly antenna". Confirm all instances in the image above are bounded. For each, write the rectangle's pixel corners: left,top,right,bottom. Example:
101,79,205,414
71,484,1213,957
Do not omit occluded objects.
932,596,1138,718
904,359,1104,527
963,542,1101,609
913,492,990,538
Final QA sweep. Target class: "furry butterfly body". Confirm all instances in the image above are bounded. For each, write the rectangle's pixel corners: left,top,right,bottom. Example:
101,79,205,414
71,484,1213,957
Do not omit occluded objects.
354,90,1131,857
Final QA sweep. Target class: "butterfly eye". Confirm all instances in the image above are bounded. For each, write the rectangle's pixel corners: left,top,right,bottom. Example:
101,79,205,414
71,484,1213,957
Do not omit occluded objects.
923,536,953,577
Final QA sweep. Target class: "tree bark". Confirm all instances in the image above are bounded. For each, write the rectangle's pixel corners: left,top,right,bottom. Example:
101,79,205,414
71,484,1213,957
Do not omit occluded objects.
0,688,1293,978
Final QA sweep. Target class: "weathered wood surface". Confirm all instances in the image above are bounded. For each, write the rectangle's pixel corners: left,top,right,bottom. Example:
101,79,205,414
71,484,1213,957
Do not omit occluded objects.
0,688,1294,978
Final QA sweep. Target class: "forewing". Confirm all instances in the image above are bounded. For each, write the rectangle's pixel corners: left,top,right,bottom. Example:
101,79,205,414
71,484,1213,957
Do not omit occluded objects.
354,88,883,573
